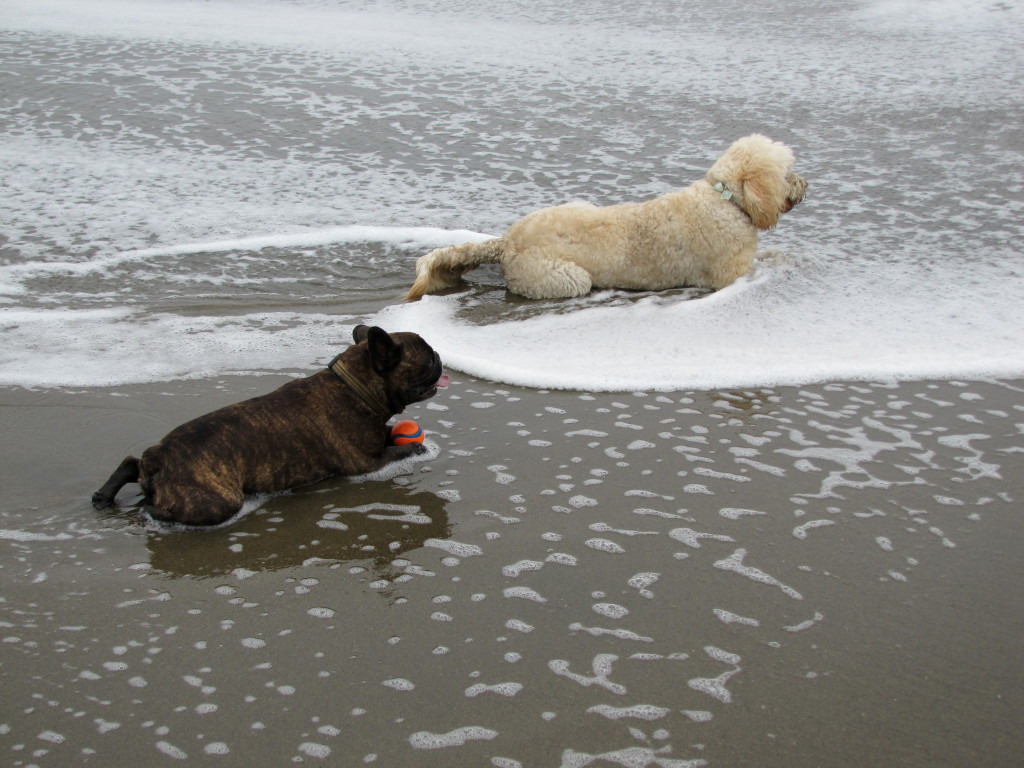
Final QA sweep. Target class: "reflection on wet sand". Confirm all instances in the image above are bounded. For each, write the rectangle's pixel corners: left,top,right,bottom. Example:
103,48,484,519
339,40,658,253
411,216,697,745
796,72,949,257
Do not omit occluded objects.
144,483,452,580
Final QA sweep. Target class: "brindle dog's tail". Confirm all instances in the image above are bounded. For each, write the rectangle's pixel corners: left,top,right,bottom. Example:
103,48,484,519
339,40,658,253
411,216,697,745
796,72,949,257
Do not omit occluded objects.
406,238,505,300
92,456,140,509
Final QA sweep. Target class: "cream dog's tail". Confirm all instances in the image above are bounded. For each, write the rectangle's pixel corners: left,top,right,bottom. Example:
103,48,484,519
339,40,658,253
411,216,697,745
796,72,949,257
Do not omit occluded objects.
406,238,506,300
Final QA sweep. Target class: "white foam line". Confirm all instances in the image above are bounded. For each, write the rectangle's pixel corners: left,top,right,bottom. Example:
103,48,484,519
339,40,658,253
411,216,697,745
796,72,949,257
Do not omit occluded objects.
0,529,74,542
0,226,494,283
115,226,495,261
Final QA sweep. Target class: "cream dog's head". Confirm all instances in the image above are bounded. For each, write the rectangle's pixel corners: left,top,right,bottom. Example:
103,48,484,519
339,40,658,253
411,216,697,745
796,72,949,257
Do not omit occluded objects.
706,134,807,230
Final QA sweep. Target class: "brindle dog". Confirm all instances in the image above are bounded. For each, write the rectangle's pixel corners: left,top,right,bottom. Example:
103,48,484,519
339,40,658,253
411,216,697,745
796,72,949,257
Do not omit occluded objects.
92,325,449,526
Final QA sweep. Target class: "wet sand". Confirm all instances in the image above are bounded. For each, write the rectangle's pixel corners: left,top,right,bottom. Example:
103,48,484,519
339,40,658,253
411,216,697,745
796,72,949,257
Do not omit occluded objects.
1,376,1022,766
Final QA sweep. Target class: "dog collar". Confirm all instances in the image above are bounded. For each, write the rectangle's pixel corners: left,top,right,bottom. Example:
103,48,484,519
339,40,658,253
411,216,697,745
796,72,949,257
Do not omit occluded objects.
328,355,393,420
709,178,749,218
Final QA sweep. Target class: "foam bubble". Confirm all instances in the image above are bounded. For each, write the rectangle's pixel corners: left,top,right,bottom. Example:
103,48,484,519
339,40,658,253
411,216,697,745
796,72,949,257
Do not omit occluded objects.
713,549,803,600
569,623,654,644
592,603,629,619
425,539,483,558
627,572,659,599
719,508,766,520
503,587,547,603
713,609,760,627
668,528,734,549
155,741,188,759
586,704,670,721
688,668,740,704
408,726,498,750
584,538,626,554
792,519,836,539
298,742,331,758
502,560,544,578
545,553,577,566
465,682,523,698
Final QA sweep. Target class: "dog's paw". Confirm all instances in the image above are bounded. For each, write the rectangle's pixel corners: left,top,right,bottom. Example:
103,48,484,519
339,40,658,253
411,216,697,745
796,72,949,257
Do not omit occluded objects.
384,442,429,463
91,491,113,509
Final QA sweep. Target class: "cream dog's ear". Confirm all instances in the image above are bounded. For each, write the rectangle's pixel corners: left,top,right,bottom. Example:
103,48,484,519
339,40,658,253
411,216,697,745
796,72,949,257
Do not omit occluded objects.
739,136,793,230
739,164,786,230
712,134,795,230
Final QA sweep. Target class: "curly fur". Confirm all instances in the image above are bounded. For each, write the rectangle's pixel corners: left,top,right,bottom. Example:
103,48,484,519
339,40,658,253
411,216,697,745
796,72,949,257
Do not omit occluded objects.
407,134,806,301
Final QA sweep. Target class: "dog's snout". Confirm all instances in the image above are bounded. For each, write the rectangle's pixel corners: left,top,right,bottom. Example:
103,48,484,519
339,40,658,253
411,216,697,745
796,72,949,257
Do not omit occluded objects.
787,172,808,206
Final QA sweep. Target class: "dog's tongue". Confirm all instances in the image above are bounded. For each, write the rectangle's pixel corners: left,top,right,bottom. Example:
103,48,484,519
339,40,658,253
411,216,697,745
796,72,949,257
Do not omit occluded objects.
436,374,451,388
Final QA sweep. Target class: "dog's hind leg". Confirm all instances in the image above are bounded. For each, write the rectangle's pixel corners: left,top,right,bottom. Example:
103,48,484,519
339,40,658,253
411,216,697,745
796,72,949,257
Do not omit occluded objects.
502,250,593,300
92,456,141,509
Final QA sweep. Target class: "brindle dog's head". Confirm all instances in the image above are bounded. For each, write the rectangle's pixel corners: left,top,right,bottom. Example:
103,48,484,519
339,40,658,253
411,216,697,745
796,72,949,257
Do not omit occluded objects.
352,325,449,411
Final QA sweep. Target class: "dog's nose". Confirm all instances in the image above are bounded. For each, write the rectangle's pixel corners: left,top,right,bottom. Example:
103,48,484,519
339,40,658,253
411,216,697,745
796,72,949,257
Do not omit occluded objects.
787,173,807,206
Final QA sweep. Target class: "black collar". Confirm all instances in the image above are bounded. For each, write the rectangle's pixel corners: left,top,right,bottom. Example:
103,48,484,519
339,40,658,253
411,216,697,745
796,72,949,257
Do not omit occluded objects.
328,355,392,420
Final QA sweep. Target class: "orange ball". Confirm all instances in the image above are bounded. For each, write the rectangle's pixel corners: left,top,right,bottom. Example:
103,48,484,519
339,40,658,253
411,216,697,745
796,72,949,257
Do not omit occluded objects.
389,419,424,445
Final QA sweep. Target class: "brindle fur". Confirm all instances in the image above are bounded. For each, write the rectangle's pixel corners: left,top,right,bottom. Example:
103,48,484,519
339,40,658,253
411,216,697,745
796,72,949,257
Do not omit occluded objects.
92,326,444,526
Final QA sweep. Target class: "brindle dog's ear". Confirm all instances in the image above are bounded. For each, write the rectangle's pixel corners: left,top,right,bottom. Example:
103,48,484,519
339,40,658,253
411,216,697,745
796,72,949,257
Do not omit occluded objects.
352,324,370,344
365,326,401,375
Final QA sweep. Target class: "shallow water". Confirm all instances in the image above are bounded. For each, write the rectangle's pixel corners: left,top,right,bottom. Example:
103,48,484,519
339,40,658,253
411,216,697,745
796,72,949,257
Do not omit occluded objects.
2,376,1022,765
2,0,1024,765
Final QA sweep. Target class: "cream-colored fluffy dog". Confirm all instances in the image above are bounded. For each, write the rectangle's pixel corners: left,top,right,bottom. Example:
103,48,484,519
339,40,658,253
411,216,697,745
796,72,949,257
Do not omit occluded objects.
406,134,807,301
